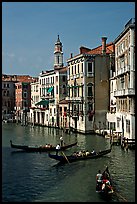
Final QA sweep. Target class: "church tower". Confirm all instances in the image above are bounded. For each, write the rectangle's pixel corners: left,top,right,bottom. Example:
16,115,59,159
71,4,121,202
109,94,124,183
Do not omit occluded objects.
54,35,64,69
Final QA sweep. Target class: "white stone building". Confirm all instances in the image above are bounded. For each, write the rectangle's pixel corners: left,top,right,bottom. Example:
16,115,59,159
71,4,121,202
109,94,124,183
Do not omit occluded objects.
108,18,135,140
29,35,67,127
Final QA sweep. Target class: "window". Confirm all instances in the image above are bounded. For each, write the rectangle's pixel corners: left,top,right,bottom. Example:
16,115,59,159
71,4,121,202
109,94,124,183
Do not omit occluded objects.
117,117,121,128
23,92,27,98
78,64,79,73
62,76,66,82
88,63,92,73
56,76,58,82
77,87,79,97
57,56,59,64
120,56,125,69
120,76,124,89
126,120,130,133
74,65,76,74
68,68,70,76
87,83,93,96
56,85,58,94
81,63,83,72
72,66,73,75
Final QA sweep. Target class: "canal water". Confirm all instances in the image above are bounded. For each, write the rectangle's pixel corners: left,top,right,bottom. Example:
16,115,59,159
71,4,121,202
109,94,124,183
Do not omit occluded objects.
2,123,135,202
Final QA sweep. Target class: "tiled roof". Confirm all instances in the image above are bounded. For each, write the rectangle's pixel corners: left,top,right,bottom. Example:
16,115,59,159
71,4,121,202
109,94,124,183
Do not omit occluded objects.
87,42,114,55
67,42,114,61
2,74,38,82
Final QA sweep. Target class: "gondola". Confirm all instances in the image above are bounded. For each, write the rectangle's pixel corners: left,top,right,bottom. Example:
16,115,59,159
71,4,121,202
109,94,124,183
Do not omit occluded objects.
96,166,114,197
10,140,77,152
48,147,112,163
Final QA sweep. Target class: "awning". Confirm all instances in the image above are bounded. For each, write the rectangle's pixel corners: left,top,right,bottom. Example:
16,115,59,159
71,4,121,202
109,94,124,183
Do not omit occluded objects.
35,99,49,106
47,87,53,93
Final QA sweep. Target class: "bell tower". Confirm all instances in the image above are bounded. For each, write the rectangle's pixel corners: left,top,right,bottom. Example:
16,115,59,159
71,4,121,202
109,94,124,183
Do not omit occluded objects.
54,35,64,69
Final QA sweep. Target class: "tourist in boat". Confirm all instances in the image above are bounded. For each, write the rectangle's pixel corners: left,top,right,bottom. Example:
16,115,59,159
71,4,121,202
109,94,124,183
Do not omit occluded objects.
86,150,90,156
91,149,96,155
96,170,103,191
56,144,60,155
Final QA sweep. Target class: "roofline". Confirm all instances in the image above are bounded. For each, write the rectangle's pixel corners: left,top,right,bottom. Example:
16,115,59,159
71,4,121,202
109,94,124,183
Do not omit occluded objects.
114,21,135,44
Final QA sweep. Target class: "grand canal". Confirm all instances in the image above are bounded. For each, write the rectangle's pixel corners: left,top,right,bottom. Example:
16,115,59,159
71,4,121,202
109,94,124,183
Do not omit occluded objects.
2,123,135,202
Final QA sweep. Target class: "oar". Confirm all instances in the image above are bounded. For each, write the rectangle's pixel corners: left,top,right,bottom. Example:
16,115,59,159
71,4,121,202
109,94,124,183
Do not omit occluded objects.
61,151,70,164
113,191,128,202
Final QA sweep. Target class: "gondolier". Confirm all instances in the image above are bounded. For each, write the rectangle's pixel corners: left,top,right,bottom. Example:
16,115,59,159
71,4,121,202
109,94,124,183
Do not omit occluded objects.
60,136,63,146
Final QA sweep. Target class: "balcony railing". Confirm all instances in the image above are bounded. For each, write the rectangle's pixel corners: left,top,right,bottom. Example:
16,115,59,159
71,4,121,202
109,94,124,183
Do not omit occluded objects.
114,88,135,96
116,65,130,77
124,88,135,95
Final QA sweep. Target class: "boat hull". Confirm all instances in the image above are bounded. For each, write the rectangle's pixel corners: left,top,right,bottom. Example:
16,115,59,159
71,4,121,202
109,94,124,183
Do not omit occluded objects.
48,148,111,163
10,140,77,152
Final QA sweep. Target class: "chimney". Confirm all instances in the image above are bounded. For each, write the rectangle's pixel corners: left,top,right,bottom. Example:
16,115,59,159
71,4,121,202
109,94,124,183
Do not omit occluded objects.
102,37,107,54
70,53,73,58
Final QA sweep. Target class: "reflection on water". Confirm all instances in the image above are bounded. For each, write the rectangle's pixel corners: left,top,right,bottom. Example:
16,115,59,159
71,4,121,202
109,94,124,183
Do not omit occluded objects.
2,123,135,202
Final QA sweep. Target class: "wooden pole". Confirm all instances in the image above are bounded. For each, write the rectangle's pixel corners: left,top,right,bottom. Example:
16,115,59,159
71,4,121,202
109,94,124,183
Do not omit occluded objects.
61,151,70,164
114,191,128,202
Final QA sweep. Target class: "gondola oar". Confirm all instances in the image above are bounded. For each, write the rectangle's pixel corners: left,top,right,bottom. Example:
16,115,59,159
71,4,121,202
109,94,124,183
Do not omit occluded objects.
61,151,70,164
113,191,128,202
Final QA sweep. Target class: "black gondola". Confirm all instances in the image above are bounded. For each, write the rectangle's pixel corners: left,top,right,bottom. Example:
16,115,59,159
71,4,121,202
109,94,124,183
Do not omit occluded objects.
96,166,114,197
48,147,112,163
10,140,77,152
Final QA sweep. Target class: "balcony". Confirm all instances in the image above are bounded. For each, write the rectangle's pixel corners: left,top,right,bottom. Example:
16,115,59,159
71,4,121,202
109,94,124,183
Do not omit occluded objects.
114,88,135,96
69,96,84,102
114,89,125,96
124,88,135,95
116,65,130,77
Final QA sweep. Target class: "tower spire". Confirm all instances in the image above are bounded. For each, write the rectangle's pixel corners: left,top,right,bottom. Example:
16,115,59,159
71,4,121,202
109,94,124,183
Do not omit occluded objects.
54,35,63,69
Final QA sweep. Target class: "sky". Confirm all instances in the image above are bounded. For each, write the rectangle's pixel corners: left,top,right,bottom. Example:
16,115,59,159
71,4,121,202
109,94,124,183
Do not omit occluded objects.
2,2,135,77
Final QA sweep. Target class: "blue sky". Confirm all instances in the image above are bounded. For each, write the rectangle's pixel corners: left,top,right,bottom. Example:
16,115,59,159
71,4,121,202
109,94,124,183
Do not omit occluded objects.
2,2,135,77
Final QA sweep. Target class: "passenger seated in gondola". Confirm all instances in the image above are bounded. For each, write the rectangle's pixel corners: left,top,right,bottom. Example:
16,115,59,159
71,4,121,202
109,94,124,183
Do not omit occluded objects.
72,152,77,156
82,150,86,156
86,150,90,156
96,170,103,191
77,151,83,157
91,149,96,155
102,179,112,192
